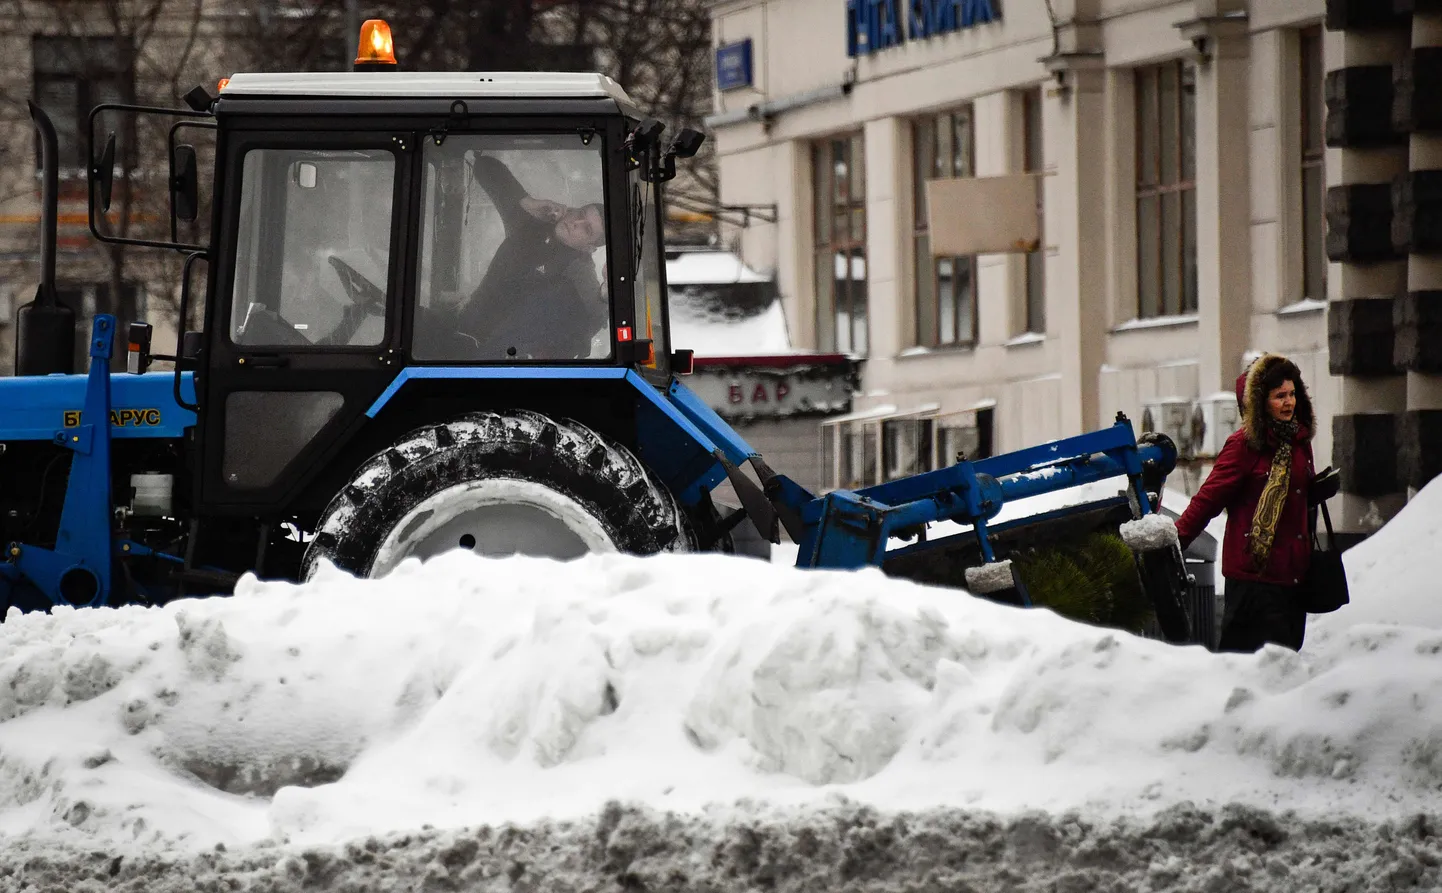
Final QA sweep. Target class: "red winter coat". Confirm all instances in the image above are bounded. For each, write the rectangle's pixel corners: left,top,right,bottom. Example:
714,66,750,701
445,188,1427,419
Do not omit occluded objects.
1175,356,1318,586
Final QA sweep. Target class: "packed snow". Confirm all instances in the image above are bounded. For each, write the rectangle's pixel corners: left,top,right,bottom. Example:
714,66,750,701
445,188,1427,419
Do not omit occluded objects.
2,479,1440,889
1119,513,1181,552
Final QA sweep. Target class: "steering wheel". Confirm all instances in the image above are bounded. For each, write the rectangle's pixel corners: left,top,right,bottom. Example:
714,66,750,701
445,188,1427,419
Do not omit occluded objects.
325,255,387,345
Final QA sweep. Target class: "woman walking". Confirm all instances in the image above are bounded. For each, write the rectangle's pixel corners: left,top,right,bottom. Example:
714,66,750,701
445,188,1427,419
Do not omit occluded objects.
1176,353,1320,652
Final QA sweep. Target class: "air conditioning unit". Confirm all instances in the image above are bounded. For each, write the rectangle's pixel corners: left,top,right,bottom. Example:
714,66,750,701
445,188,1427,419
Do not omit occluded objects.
1141,397,1195,457
1195,394,1242,457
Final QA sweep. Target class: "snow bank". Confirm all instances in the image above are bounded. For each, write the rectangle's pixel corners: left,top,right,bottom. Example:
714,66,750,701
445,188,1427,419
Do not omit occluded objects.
1317,476,1442,632
8,801,1441,893
4,544,1442,855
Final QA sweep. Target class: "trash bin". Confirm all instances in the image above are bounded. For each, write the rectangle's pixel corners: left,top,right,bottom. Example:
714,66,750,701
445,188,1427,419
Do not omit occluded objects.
1139,506,1219,649
1184,556,1219,650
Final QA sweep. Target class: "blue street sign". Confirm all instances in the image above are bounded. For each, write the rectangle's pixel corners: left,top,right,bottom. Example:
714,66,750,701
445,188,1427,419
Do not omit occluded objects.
716,39,754,91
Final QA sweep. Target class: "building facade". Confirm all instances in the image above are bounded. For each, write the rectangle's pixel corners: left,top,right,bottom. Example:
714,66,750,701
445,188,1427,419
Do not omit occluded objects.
0,0,254,376
704,0,1428,540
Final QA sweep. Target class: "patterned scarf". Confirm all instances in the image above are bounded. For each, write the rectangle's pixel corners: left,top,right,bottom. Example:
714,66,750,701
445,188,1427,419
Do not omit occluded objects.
1248,418,1299,570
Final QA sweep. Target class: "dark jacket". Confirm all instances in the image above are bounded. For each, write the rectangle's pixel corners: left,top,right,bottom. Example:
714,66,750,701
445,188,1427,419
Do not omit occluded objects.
1175,355,1317,586
458,156,605,358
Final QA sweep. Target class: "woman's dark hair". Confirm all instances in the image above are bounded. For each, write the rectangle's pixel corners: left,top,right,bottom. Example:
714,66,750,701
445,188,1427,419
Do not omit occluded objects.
1259,358,1303,395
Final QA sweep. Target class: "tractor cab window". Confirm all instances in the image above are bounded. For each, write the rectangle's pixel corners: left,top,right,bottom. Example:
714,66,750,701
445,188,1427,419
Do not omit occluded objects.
629,164,668,372
230,147,396,348
412,133,611,362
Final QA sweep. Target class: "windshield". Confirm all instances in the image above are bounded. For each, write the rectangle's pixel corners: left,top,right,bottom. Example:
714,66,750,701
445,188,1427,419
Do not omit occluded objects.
412,133,611,362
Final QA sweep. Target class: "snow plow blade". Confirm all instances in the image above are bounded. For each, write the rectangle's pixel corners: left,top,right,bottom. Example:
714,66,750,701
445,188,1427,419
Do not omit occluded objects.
774,416,1193,643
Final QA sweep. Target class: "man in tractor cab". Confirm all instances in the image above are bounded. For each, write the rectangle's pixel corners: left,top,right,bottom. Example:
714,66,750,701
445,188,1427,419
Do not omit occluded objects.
456,154,609,360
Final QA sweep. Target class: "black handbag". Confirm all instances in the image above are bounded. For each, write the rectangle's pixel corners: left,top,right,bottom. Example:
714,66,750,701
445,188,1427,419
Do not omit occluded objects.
1303,501,1350,614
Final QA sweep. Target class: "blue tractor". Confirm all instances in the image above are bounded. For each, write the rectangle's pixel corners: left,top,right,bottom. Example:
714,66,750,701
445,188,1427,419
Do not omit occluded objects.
0,22,1192,643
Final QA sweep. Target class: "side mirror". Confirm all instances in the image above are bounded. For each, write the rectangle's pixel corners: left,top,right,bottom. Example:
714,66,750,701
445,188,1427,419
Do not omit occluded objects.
171,144,199,222
668,129,705,159
630,118,665,151
94,132,117,212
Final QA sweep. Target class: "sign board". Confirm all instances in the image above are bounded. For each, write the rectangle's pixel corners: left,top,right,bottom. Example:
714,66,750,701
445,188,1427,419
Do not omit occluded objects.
925,173,1041,256
715,39,754,91
687,366,852,420
848,0,999,58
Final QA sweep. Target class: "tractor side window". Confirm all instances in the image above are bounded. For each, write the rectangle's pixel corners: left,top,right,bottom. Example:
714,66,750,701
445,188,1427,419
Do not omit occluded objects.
629,169,668,372
412,133,610,362
230,148,395,348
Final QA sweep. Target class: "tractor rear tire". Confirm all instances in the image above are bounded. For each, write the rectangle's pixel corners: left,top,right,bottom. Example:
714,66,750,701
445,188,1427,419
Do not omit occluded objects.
300,410,690,580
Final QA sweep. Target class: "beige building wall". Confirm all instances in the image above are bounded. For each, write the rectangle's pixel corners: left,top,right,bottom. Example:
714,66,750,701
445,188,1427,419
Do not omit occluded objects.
709,0,1334,491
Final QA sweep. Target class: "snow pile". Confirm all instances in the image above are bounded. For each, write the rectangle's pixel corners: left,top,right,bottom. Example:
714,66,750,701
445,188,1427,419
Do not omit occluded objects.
1119,514,1181,552
8,801,1442,893
3,542,1442,857
1319,476,1442,632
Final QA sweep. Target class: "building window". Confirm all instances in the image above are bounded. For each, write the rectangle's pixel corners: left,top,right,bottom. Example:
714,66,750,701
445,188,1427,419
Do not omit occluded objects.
913,107,978,347
32,36,133,171
937,408,994,464
882,416,935,481
812,134,867,354
1300,26,1326,302
1135,61,1197,318
57,282,141,319
1022,88,1045,334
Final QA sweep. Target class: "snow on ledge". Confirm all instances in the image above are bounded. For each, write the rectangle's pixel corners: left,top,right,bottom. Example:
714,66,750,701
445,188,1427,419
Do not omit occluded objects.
1112,314,1200,333
1277,298,1327,316
1003,332,1046,348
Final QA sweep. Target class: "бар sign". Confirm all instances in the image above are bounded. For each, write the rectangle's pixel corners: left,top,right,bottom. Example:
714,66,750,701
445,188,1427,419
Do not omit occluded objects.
847,0,1000,57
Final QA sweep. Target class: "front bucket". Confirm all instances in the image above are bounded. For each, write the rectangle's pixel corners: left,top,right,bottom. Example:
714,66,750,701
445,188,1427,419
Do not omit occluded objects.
883,497,1194,640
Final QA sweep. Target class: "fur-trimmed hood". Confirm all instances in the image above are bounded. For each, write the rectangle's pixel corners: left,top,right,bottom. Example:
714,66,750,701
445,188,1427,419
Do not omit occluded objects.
1235,353,1314,451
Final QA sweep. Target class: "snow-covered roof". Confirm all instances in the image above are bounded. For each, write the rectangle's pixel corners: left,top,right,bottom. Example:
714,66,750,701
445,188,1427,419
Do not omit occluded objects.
666,249,815,359
219,71,634,104
665,249,770,286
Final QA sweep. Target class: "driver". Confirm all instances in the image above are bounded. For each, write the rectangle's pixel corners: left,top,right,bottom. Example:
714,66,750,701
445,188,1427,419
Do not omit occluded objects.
458,154,608,359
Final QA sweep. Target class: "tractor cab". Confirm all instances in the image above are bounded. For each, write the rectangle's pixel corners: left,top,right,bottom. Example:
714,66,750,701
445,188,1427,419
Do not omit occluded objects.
82,26,704,520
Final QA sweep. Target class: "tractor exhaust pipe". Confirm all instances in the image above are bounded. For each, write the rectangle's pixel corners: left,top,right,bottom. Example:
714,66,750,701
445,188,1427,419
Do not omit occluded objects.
14,101,76,376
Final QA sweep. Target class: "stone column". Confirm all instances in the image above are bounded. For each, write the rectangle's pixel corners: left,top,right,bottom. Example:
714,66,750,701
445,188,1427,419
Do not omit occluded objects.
1180,17,1253,401
1323,1,1412,545
862,116,904,369
1395,11,1442,497
1041,58,1106,436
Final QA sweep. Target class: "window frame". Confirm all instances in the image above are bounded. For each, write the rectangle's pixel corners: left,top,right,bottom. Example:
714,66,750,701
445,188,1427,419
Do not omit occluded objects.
1299,25,1327,303
812,132,868,355
912,106,979,348
408,130,618,365
31,34,135,172
934,407,995,465
216,134,406,354
1021,88,1046,335
630,161,670,377
1134,60,1198,319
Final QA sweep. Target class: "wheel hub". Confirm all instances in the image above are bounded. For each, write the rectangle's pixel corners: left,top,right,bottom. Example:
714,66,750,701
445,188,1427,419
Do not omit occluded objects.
370,478,616,577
